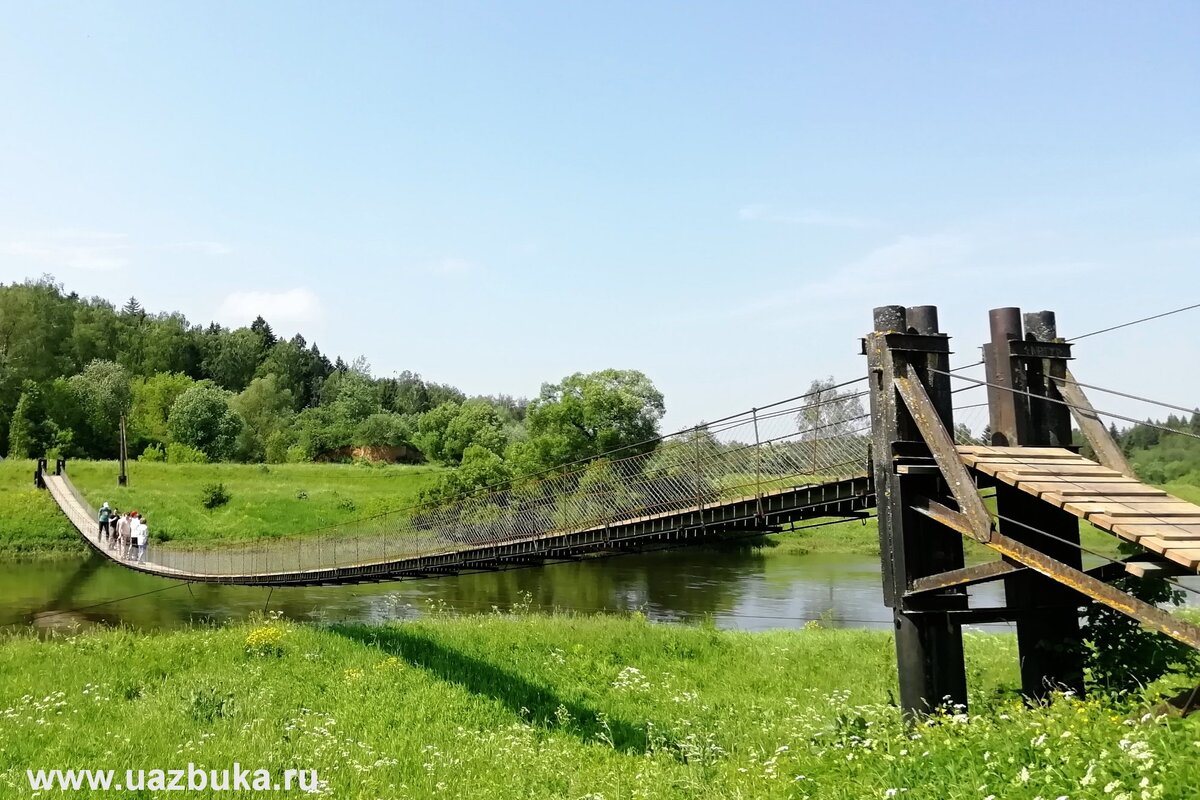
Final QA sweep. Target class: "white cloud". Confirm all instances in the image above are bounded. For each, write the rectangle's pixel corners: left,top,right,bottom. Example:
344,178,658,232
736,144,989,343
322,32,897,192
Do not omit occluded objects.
738,204,878,229
0,232,132,271
217,288,322,326
0,230,230,271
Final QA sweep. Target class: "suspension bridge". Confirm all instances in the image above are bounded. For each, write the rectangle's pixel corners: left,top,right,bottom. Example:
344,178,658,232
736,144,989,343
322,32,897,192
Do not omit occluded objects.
35,303,1200,716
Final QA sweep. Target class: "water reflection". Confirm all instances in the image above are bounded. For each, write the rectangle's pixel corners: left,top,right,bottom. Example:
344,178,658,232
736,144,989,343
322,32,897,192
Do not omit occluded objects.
4,544,1197,636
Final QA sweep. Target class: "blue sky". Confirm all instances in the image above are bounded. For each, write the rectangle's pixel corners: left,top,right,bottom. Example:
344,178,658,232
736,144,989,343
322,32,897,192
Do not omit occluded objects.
1,2,1197,429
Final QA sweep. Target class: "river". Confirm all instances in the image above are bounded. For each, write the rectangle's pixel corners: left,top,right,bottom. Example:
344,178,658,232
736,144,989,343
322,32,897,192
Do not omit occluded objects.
5,544,1197,635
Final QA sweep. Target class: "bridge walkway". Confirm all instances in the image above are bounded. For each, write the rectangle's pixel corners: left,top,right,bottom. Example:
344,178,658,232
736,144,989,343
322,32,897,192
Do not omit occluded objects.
44,471,875,587
959,445,1200,572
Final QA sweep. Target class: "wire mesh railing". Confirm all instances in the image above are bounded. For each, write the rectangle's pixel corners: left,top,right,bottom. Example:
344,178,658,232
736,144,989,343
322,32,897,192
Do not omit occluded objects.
55,382,875,578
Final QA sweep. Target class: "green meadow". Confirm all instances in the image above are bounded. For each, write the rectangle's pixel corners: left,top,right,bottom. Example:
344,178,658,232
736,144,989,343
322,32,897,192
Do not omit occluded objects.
2,613,1198,799
7,459,445,551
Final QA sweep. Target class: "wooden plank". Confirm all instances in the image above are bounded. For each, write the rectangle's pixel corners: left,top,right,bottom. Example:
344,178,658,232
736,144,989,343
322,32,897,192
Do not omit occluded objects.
1125,561,1183,579
958,445,1082,458
994,469,1124,482
964,456,1093,468
1009,475,1159,485
1111,522,1200,541
1131,540,1200,570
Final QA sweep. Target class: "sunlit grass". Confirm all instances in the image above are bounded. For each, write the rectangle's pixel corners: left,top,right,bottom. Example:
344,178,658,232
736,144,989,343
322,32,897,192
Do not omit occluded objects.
62,461,445,546
0,614,1197,798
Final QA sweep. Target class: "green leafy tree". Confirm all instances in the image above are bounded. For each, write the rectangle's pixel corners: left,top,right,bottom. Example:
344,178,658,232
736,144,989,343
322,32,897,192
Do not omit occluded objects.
414,400,507,465
167,384,244,461
65,359,132,457
354,412,414,449
201,328,263,392
518,369,665,474
7,382,44,458
232,374,295,462
129,372,197,452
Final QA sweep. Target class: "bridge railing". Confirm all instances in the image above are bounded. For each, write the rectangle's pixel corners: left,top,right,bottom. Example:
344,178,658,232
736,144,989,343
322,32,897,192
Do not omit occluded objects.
135,382,874,577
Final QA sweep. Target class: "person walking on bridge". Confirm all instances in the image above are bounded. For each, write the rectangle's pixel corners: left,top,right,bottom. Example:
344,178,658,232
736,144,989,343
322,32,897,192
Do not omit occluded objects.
116,512,131,556
134,516,149,563
97,502,112,543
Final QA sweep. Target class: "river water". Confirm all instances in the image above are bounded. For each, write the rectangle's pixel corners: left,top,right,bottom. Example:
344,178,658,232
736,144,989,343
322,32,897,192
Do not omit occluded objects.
5,544,1196,635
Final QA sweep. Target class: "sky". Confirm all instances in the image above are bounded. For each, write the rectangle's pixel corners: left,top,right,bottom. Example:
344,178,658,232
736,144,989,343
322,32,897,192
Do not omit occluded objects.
1,2,1197,431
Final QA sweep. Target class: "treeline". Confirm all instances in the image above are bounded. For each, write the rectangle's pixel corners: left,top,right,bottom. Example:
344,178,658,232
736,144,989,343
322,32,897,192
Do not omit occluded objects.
1115,414,1200,486
0,277,668,497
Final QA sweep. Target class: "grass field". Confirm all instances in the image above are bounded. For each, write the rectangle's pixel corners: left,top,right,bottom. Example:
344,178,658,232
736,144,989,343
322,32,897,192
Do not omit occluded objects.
1,614,1197,798
0,459,82,555
64,461,446,547
0,459,444,553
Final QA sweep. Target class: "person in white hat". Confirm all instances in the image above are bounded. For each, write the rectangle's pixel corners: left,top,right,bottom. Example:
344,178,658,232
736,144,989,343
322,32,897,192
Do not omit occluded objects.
97,502,112,543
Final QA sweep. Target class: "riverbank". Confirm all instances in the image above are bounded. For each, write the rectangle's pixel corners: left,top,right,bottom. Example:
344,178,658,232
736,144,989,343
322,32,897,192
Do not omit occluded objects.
1,615,1196,799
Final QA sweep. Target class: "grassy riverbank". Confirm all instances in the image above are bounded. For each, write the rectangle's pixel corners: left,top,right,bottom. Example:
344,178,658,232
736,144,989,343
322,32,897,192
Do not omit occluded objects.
1,615,1197,799
0,460,445,553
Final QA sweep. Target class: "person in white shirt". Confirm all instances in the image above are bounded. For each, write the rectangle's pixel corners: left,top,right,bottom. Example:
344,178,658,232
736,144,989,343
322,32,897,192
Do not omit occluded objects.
137,517,149,563
117,514,131,557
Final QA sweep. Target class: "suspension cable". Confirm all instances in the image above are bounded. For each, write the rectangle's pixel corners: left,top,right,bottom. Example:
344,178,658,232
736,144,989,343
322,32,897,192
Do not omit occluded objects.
1052,376,1199,418
931,369,1200,443
1067,301,1200,342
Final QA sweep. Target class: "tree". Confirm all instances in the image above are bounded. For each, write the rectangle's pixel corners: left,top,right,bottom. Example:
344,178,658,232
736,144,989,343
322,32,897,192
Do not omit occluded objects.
6,382,44,458
231,374,295,461
129,372,197,452
518,369,665,473
122,297,144,317
249,315,276,350
797,377,865,438
65,360,132,457
354,412,413,449
201,328,262,392
167,384,244,461
381,370,433,415
414,400,508,465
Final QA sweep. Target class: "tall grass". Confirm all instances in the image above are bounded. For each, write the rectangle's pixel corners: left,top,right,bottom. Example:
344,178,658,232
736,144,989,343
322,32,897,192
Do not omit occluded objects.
0,615,1197,798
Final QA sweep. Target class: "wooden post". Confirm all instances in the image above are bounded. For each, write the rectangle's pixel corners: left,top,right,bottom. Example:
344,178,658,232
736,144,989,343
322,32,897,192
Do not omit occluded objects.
989,307,1087,700
118,415,128,487
866,304,968,718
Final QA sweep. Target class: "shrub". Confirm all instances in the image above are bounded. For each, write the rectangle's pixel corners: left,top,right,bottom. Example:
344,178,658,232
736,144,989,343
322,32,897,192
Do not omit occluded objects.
167,442,209,463
139,444,166,462
201,482,231,510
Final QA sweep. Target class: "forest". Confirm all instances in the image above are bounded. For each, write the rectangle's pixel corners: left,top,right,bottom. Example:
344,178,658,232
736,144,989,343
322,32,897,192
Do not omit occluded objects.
0,277,667,499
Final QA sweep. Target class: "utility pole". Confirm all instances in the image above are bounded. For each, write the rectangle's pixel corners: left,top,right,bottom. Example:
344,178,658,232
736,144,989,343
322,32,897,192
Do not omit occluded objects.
118,415,128,486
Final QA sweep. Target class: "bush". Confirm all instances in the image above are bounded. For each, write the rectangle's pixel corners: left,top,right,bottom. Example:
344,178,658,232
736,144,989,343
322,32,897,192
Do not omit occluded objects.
139,444,166,462
167,442,209,464
201,482,231,510
285,445,310,464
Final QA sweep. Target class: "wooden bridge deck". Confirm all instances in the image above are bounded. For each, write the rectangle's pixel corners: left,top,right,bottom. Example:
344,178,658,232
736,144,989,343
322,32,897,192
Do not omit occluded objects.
958,445,1200,572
